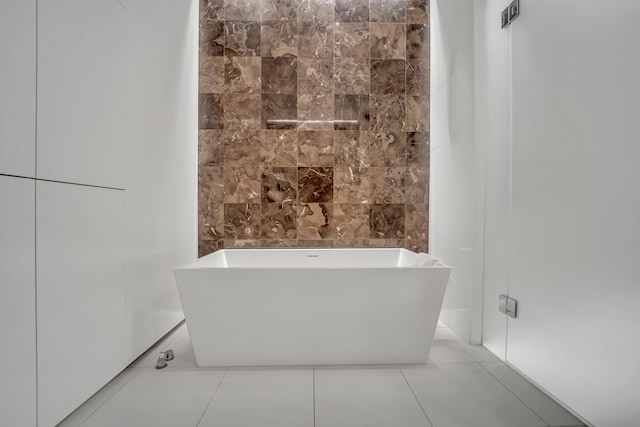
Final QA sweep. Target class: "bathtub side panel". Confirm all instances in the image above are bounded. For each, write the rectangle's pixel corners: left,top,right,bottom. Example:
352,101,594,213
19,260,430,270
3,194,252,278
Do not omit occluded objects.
175,266,449,366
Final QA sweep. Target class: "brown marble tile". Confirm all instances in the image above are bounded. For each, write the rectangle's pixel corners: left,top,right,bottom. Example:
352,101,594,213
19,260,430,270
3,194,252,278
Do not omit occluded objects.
199,221,222,250
297,239,334,247
200,0,224,21
366,129,406,166
299,131,333,166
407,0,428,24
199,239,224,257
407,24,429,60
406,166,428,204
225,0,261,20
334,58,370,95
334,239,368,247
333,204,370,239
224,203,261,239
335,0,369,22
297,203,333,239
261,203,297,239
224,21,261,57
263,0,297,21
261,57,297,94
405,239,428,253
298,0,334,22
370,204,405,238
333,165,372,203
199,166,225,204
297,93,334,130
223,129,260,167
406,59,430,96
225,239,261,248
260,130,298,166
262,94,298,129
334,130,371,167
370,0,406,22
406,96,429,132
298,167,333,203
370,59,405,95
199,94,224,129
371,167,406,203
261,21,298,57
298,21,333,58
370,23,406,59
224,56,261,93
200,20,224,56
334,95,370,130
370,94,405,131
334,22,370,58
405,203,428,241
298,58,333,94
261,167,298,203
199,166,225,243
198,0,430,253
199,130,224,167
199,56,224,93
224,166,261,202
406,131,429,167
223,93,261,129
260,239,297,247
368,238,405,247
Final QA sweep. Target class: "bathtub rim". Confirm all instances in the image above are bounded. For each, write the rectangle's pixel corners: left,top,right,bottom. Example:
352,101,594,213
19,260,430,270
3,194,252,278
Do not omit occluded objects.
175,248,447,270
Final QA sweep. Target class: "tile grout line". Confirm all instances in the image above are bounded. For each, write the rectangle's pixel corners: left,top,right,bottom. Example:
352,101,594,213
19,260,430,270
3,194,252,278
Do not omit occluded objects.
397,365,435,427
76,367,145,427
312,366,316,427
72,324,184,425
195,368,229,427
476,362,551,427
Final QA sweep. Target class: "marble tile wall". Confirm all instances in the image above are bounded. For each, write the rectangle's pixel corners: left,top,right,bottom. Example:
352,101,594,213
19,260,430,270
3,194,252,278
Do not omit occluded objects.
198,0,430,255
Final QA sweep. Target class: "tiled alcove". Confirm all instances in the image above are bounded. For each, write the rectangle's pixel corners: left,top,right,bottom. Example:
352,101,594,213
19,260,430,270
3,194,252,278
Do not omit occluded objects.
198,0,430,255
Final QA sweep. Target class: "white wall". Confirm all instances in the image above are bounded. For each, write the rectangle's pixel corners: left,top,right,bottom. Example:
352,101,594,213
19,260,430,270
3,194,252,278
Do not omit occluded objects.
0,0,197,425
481,0,640,425
125,0,198,360
430,0,482,343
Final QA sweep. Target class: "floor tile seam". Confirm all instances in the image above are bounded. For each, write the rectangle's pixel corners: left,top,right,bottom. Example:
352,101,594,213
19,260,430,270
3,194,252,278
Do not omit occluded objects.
76,367,144,427
456,341,501,365
425,360,484,366
195,367,230,427
397,364,435,427
127,323,186,368
477,362,551,427
312,366,316,427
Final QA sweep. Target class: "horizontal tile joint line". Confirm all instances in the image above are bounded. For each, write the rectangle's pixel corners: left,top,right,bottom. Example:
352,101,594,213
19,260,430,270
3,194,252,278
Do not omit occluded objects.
0,174,125,191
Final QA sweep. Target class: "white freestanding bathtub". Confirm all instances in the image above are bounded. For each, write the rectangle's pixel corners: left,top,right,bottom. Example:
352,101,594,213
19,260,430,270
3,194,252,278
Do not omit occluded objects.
174,248,450,367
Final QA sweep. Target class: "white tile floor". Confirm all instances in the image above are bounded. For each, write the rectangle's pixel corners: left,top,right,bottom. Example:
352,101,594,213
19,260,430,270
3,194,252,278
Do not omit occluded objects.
57,323,587,427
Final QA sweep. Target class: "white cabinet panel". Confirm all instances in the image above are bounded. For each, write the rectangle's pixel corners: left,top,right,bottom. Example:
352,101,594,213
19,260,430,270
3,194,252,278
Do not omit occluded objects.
0,0,36,177
0,176,36,427
37,0,126,188
36,181,126,427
